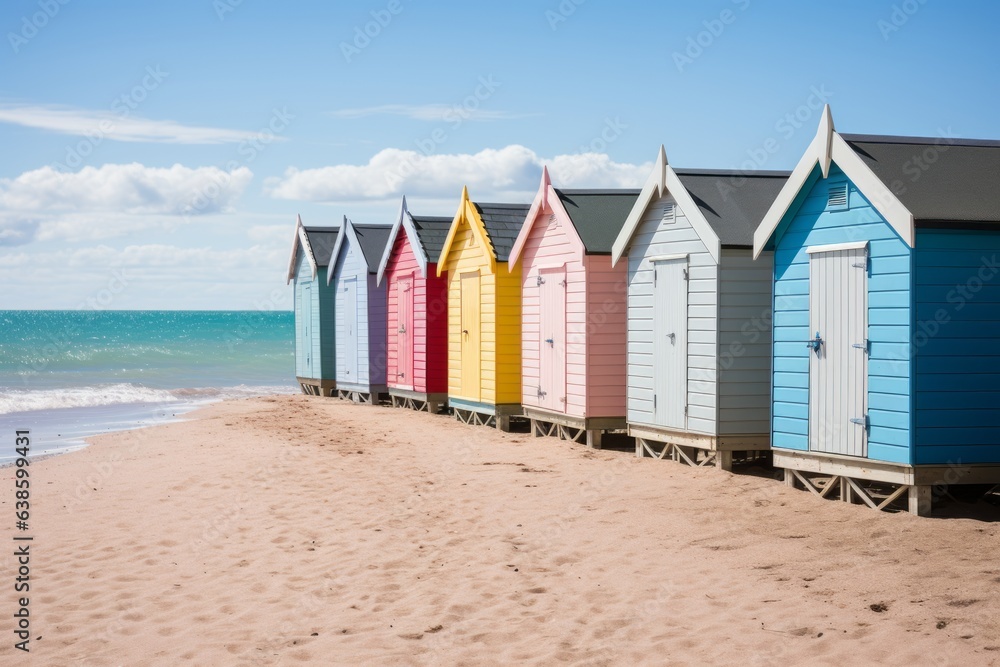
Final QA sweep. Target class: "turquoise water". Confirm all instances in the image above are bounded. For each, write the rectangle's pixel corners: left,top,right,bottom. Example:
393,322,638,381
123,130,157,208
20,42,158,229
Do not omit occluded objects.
0,310,297,459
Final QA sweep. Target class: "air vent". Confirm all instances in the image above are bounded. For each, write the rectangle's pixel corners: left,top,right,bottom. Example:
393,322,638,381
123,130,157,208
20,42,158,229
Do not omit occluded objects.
827,183,848,209
662,203,676,223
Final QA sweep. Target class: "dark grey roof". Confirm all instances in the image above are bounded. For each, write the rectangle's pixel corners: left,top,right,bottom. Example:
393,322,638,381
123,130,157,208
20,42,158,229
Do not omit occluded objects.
472,202,531,262
843,134,1000,224
302,226,339,268
555,189,641,253
675,170,790,246
409,214,453,261
353,224,393,273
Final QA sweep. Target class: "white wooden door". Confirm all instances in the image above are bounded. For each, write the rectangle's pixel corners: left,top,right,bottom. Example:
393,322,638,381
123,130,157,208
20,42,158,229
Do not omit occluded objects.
808,245,868,457
343,277,358,381
302,283,313,377
538,267,566,412
652,258,687,429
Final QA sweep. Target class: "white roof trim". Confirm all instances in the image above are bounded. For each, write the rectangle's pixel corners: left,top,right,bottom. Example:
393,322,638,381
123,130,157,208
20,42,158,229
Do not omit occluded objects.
806,240,869,254
752,105,915,259
327,216,359,286
611,145,667,266
376,196,429,286
611,145,720,266
648,253,689,263
286,214,319,284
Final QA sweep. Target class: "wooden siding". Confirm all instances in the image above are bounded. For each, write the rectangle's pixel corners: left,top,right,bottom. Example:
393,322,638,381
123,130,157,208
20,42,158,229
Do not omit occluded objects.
367,273,388,386
717,249,773,435
442,218,521,406
384,232,450,394
293,252,335,380
771,164,911,464
334,236,371,388
913,228,1000,465
626,192,718,434
519,213,588,418
583,255,628,418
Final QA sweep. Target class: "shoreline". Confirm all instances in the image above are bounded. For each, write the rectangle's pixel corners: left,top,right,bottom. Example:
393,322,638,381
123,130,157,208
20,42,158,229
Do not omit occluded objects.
17,394,1000,665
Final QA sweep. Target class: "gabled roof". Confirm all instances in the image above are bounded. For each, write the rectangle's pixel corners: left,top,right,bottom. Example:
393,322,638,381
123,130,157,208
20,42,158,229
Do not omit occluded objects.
509,167,640,267
611,146,789,266
755,105,924,258
436,186,529,276
285,214,340,284
556,189,641,253
842,134,1000,224
326,216,392,283
376,196,453,285
474,202,530,262
675,170,788,246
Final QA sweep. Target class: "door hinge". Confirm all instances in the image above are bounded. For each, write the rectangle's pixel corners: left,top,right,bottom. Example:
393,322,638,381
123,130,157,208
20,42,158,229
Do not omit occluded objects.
537,387,546,398
682,268,689,281
653,394,657,408
852,339,870,354
684,404,688,416
849,415,869,428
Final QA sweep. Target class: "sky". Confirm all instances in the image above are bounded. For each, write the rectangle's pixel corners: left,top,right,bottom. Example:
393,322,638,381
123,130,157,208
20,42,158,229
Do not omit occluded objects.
1,0,998,310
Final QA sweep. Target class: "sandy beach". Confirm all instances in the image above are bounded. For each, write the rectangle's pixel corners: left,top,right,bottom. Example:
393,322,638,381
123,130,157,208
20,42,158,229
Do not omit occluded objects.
8,394,1000,665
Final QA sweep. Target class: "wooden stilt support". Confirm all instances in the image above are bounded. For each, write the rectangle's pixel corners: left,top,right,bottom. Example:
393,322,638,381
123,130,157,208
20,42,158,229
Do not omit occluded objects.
715,450,733,472
908,485,932,516
586,430,602,449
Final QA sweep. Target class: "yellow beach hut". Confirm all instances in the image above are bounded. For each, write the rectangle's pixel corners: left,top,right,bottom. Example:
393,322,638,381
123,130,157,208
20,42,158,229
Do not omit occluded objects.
436,187,530,431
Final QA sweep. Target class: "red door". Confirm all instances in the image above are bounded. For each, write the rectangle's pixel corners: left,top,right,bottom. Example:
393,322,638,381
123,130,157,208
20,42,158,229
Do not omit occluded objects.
396,276,414,390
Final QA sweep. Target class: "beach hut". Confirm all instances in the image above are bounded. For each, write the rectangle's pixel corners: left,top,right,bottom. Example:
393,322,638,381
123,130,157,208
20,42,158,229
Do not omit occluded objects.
375,196,453,413
326,217,393,404
611,146,788,470
287,215,339,396
507,168,639,448
753,105,1000,515
436,187,530,430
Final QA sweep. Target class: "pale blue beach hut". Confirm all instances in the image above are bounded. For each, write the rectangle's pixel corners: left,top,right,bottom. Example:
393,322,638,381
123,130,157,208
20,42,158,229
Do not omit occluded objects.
327,217,393,403
287,215,339,395
753,105,1000,515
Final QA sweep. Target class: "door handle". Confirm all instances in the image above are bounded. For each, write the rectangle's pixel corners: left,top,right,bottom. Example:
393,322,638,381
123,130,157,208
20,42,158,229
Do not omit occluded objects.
462,329,469,335
545,338,554,345
398,325,406,333
805,332,823,352
667,333,675,342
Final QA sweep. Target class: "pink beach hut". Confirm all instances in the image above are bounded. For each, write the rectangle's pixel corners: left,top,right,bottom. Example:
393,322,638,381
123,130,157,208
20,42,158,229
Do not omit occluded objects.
375,196,453,413
507,168,639,447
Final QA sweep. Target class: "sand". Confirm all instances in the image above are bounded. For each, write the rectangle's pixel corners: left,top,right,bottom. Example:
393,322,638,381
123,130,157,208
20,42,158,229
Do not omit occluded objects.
9,394,1000,665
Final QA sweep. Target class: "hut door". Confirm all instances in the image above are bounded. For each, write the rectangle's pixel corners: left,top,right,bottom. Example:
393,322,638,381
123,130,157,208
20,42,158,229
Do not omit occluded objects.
808,244,868,457
538,267,566,412
652,258,688,429
396,276,414,390
343,277,359,381
302,283,313,377
460,272,481,401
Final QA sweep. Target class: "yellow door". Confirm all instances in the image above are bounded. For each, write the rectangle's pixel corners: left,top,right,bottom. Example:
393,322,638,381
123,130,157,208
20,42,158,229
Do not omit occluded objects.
460,271,481,401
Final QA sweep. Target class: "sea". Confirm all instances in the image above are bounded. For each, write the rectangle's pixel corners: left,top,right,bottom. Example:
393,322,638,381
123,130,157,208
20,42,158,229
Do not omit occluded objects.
0,310,298,463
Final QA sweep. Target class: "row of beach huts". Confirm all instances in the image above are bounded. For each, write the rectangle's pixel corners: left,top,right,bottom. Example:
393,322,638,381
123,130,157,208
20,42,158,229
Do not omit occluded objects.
287,107,1000,516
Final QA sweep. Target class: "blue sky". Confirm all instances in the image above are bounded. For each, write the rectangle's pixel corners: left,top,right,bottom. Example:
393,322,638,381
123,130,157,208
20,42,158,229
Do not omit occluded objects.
1,0,998,309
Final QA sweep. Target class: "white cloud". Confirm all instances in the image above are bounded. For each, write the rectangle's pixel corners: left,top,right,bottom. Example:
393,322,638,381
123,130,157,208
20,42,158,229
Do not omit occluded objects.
330,104,534,122
0,104,255,144
0,163,253,215
266,145,650,203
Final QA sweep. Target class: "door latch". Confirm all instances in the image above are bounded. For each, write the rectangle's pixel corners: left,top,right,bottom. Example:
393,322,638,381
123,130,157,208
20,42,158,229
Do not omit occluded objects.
852,339,870,354
805,332,823,352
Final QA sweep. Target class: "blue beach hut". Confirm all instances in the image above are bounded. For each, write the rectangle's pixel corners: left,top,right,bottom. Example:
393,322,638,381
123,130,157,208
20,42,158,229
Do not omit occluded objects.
753,105,1000,515
287,215,339,396
327,217,393,404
